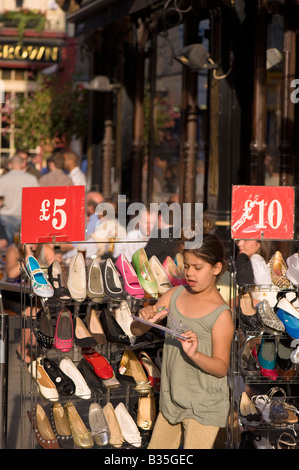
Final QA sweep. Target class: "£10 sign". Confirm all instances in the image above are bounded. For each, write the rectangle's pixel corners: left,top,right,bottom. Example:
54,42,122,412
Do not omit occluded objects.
21,186,85,244
231,185,295,240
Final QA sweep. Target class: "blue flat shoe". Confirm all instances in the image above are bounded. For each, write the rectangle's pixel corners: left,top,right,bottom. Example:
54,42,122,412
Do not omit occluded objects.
276,297,299,339
26,256,54,298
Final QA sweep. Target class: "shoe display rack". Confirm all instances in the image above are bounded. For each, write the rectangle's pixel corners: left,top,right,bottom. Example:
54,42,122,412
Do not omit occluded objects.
18,246,185,450
229,242,299,449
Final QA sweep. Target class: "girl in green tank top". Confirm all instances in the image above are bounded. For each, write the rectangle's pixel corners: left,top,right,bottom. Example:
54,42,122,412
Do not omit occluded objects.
131,234,235,449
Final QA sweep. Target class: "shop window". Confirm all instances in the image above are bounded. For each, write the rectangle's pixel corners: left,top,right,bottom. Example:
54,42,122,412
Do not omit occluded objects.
0,69,37,170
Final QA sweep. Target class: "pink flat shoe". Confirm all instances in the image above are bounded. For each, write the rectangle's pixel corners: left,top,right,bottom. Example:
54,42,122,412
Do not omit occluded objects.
162,256,186,286
54,308,74,352
115,254,145,299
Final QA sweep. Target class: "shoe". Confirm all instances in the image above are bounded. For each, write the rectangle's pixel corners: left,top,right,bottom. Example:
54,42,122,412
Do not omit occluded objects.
277,432,297,449
101,258,126,300
138,350,161,391
48,259,71,301
103,402,124,448
276,337,296,380
82,348,114,380
240,337,261,376
250,254,272,286
115,254,145,299
238,431,258,449
162,256,186,286
268,387,288,425
252,334,278,380
236,253,254,287
252,394,272,424
149,256,172,295
137,395,156,431
132,248,159,299
67,252,86,302
89,403,110,446
74,316,97,347
28,404,59,449
174,252,184,272
54,308,74,352
257,299,285,333
50,402,73,449
64,402,94,449
239,292,263,334
239,392,262,427
119,350,152,394
269,251,291,289
114,300,136,345
85,308,107,345
25,255,54,298
87,258,105,302
43,357,76,396
100,309,131,345
59,357,91,400
28,357,59,401
276,297,299,339
34,306,55,349
77,358,107,394
286,253,299,286
114,402,142,448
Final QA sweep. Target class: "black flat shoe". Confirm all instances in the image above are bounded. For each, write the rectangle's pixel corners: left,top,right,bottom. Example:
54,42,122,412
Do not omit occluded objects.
100,309,131,345
74,316,97,348
101,258,126,300
48,259,71,301
42,357,76,396
77,358,107,394
34,306,55,349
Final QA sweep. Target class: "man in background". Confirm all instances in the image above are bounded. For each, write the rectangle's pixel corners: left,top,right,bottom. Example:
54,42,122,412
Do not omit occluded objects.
63,150,87,186
0,153,39,244
39,151,73,187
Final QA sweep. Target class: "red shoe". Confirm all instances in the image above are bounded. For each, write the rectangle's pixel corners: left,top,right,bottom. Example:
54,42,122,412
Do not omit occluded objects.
82,348,114,380
162,256,186,286
139,350,161,391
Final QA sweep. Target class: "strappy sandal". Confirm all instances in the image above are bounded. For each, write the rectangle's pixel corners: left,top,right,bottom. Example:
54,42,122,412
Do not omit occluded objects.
277,432,297,449
268,387,288,426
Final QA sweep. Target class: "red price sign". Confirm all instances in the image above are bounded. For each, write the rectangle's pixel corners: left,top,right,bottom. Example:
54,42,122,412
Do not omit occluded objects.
231,185,295,240
21,186,86,244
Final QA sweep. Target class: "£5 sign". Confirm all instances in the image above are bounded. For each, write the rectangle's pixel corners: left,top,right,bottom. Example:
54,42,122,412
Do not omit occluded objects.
21,186,85,244
231,185,295,240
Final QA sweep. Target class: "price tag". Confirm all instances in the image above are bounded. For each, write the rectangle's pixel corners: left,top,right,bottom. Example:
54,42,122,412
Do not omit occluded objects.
231,185,295,240
21,186,86,244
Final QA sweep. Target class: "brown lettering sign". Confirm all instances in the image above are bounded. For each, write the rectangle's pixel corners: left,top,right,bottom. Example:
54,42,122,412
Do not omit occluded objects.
0,43,59,62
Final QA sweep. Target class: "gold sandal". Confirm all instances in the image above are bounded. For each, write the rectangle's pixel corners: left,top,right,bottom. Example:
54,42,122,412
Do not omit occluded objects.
277,432,297,449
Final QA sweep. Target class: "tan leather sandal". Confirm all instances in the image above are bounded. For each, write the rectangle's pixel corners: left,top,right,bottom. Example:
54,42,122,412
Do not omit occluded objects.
277,432,297,449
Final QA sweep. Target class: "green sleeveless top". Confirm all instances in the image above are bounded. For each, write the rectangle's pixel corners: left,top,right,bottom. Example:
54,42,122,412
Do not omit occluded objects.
159,285,231,428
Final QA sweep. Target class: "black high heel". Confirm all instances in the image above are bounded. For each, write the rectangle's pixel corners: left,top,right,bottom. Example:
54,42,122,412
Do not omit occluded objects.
48,260,71,301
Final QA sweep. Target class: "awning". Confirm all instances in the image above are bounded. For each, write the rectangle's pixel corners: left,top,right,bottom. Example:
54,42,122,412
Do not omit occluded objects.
67,0,158,35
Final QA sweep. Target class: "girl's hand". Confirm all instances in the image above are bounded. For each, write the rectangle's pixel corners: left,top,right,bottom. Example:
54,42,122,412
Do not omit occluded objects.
139,304,168,324
178,330,199,359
